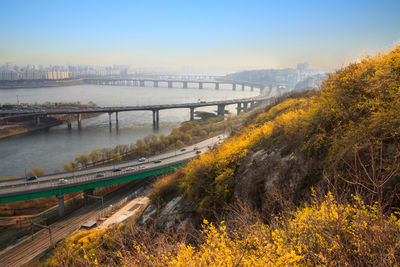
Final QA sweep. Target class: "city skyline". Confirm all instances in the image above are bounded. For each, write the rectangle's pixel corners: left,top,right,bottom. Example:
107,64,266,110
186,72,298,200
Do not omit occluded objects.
1,0,400,72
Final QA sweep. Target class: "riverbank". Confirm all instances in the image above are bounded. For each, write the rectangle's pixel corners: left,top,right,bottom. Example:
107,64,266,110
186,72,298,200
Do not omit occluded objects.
0,119,62,139
0,102,102,140
0,113,101,140
0,79,84,89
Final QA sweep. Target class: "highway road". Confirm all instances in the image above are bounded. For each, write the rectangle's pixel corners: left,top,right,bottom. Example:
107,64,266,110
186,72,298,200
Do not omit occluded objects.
0,134,227,266
0,135,226,197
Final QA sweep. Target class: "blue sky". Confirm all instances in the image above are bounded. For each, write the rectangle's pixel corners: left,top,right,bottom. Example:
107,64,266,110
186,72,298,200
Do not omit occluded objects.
1,0,400,72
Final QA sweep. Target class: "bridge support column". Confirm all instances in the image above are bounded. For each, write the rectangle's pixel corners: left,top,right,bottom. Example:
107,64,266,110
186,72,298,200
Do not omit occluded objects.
115,112,119,123
140,80,145,87
217,104,225,116
152,110,159,130
108,112,112,126
237,103,241,115
243,102,249,112
215,82,219,90
57,194,65,217
168,81,173,88
232,84,236,91
183,81,188,89
250,101,255,109
35,116,41,125
251,85,254,91
190,107,195,121
199,82,203,89
242,84,245,91
77,113,82,128
67,114,72,129
153,81,158,87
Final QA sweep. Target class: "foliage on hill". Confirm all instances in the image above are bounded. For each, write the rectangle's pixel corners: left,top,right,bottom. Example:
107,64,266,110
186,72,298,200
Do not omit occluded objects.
178,46,400,214
46,46,400,265
46,193,400,266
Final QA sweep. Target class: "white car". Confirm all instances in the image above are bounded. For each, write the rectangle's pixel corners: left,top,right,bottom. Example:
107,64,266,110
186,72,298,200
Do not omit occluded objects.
58,178,67,184
125,167,135,171
138,157,146,162
138,166,146,170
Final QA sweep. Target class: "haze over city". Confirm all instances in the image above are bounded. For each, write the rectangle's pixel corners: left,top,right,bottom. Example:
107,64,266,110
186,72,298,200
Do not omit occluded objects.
1,0,400,72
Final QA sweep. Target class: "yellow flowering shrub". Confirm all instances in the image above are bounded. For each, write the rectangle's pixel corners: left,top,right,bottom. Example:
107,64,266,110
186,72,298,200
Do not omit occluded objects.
161,193,400,266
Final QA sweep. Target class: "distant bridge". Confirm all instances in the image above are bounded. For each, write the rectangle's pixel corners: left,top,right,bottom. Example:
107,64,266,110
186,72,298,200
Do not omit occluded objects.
84,77,266,92
0,96,270,130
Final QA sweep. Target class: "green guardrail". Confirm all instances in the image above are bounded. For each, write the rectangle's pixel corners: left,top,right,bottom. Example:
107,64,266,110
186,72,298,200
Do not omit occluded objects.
0,162,186,204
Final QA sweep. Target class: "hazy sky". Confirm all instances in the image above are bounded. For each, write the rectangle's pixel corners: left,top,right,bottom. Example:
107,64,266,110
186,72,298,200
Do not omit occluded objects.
1,0,400,72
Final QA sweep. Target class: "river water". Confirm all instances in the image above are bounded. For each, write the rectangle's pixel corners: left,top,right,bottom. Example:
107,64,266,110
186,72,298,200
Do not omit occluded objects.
0,84,259,177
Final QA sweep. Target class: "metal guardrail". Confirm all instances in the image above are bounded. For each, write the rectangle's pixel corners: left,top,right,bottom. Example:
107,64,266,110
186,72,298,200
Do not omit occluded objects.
0,160,188,203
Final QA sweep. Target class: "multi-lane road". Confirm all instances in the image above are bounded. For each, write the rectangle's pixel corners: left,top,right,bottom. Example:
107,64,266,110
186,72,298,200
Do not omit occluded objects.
0,135,225,200
0,135,226,266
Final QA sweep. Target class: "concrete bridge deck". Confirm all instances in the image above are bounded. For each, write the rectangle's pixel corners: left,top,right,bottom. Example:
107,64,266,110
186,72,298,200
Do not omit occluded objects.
0,95,270,130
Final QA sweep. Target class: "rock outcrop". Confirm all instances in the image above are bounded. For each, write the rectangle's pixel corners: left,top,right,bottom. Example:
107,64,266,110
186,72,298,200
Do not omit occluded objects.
234,147,308,211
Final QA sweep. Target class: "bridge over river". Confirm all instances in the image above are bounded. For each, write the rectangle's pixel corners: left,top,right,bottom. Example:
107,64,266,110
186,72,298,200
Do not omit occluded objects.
84,77,266,92
0,95,270,130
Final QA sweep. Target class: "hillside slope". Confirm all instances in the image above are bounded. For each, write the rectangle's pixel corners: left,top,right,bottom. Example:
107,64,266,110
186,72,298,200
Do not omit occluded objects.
47,46,400,266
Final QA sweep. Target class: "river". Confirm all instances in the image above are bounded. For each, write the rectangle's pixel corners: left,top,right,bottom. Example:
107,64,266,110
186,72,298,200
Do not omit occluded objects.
0,84,259,177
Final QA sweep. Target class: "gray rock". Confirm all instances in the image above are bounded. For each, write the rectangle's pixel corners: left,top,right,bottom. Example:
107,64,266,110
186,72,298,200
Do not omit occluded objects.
156,196,195,230
137,203,157,225
234,147,307,210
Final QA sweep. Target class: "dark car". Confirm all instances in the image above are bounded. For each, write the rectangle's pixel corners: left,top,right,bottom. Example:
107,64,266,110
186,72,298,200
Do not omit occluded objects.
112,168,122,172
180,148,186,152
27,176,37,181
96,173,105,178
153,160,162,164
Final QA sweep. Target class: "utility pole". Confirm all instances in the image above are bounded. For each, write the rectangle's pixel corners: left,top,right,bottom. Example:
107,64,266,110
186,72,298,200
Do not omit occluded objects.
30,219,54,248
86,194,104,217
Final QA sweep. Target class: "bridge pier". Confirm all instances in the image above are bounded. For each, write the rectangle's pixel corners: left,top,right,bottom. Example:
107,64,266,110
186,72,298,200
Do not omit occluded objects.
199,82,203,89
57,194,65,217
108,112,112,126
115,112,119,123
243,102,249,112
67,114,71,129
153,81,158,87
215,82,219,90
183,81,188,89
251,85,254,91
152,110,159,130
190,107,195,121
217,104,225,116
232,84,236,91
242,84,245,91
35,116,41,125
140,80,145,87
168,81,173,88
237,103,241,115
77,113,82,128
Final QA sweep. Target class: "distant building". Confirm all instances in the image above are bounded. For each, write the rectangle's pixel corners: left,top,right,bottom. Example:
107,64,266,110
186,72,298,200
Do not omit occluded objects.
296,62,309,71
